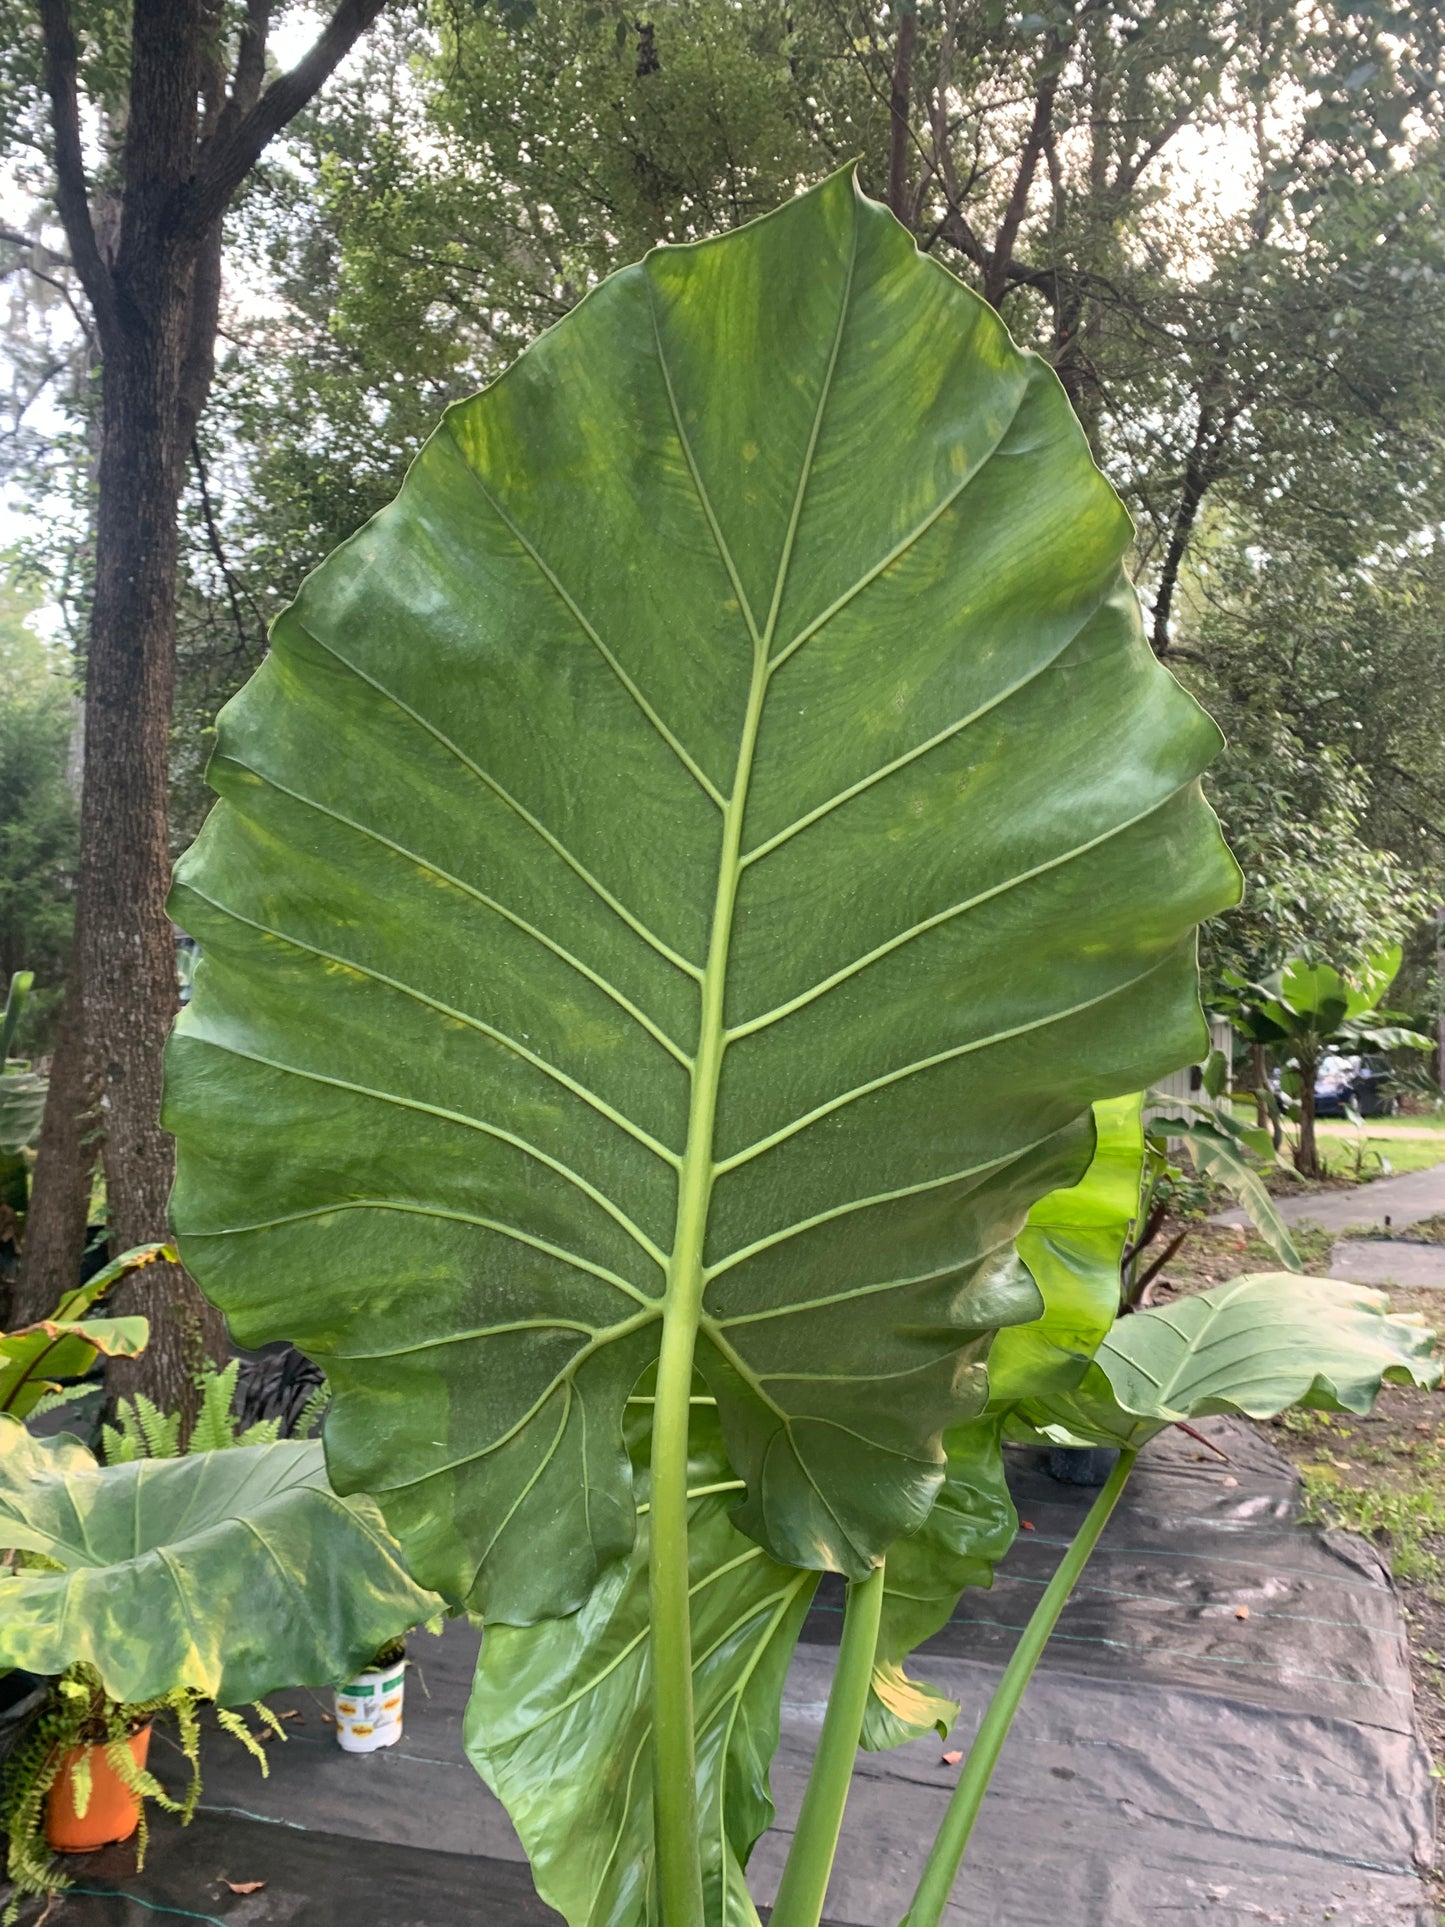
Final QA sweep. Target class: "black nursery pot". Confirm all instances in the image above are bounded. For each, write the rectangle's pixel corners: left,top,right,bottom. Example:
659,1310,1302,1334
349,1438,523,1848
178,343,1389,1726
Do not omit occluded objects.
1046,1445,1120,1486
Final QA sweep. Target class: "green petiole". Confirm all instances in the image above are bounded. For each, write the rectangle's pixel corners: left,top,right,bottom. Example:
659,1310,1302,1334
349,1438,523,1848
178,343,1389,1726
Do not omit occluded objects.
903,1447,1139,1927
770,1562,887,1927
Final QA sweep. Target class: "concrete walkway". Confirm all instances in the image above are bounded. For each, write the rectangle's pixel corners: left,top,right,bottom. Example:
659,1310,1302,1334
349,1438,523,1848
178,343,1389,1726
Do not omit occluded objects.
1329,1239,1445,1288
1213,1159,1445,1233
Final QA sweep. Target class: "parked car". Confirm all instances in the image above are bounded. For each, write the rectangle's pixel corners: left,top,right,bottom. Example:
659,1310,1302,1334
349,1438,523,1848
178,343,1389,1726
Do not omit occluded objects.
1272,1052,1397,1118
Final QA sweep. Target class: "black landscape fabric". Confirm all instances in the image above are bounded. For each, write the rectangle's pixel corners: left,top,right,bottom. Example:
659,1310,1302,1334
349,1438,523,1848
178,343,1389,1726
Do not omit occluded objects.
22,1420,1435,1927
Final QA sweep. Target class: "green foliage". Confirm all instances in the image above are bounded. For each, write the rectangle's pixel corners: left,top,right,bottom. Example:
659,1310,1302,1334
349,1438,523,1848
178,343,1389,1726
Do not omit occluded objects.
1198,714,1432,994
167,171,1236,1632
0,1658,292,1923
863,1096,1147,1752
166,174,1237,1925
466,1403,817,1927
1136,1092,1302,1283
102,1357,281,1462
0,1663,206,1923
0,1424,442,1705
1020,1274,1442,1451
0,564,77,1046
1224,944,1433,1173
860,1413,1016,1751
0,1241,164,1419
989,1095,1147,1403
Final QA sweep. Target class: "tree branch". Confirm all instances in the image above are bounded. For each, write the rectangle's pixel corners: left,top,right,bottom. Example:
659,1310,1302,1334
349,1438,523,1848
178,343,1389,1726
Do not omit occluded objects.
887,5,917,222
35,0,118,343
191,435,262,659
228,0,270,118
184,0,388,242
0,224,71,269
983,61,1059,307
1150,391,1240,657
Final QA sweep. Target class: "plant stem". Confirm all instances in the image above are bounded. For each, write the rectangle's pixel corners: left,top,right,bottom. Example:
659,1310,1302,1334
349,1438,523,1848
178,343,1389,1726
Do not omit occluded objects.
903,1448,1138,1927
649,641,770,1927
770,1563,886,1927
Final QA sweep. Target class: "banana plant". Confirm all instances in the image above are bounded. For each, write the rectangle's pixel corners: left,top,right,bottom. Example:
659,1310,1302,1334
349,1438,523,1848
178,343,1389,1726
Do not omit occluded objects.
1222,946,1431,1176
165,172,1241,1927
0,1242,167,1420
1122,1089,1301,1306
0,971,45,1252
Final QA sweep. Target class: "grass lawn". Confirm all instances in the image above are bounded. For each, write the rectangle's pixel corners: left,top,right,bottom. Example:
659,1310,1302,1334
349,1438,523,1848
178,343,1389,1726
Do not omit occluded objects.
1309,1133,1445,1180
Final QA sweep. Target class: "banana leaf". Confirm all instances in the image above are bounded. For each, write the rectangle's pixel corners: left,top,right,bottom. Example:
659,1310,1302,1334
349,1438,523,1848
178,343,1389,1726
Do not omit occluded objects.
1143,1095,1301,1272
0,1070,46,1155
165,171,1237,1624
0,1243,174,1417
0,1426,442,1705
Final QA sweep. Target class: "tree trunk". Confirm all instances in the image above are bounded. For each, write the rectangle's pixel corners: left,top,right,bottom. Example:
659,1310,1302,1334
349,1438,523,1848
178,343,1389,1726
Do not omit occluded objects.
1295,1046,1320,1179
1249,1038,1279,1147
887,6,916,222
12,926,96,1325
80,275,228,1419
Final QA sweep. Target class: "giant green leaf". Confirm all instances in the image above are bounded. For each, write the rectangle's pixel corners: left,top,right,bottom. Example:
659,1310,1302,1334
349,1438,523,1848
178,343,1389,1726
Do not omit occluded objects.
467,1404,815,1927
165,168,1239,1622
1020,1273,1441,1449
0,1425,441,1705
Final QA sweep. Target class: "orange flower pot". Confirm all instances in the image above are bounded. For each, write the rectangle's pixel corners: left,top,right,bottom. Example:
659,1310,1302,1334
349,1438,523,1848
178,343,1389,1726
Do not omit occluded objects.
45,1724,152,1853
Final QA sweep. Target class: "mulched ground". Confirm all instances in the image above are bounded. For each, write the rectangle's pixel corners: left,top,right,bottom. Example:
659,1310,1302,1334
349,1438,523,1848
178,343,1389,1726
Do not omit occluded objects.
1154,1220,1445,1916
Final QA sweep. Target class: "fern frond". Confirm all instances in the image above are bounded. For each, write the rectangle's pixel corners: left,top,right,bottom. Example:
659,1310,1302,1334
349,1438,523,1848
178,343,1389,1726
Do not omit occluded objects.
237,1416,282,1448
214,1707,270,1777
68,1747,91,1820
134,1394,181,1458
293,1383,329,1439
190,1361,241,1453
251,1700,287,1743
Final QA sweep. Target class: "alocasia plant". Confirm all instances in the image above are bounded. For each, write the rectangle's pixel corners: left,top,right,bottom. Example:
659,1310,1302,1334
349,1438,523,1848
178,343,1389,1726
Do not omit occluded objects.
0,1425,441,1704
902,1274,1439,1925
166,171,1241,1925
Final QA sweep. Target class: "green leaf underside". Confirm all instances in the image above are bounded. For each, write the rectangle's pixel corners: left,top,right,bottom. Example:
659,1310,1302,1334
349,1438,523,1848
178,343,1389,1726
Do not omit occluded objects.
467,1405,816,1927
859,1096,1145,1749
0,1426,440,1705
165,168,1238,1619
1022,1273,1442,1449
862,1411,1016,1750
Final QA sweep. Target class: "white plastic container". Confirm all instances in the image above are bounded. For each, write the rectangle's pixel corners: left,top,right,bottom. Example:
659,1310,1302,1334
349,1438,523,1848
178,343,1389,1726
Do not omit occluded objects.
334,1656,405,1753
